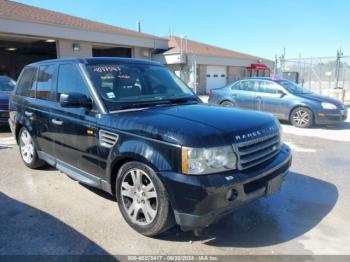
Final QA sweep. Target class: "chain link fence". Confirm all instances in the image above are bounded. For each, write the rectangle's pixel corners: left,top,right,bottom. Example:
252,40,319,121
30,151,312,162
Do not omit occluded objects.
278,55,350,103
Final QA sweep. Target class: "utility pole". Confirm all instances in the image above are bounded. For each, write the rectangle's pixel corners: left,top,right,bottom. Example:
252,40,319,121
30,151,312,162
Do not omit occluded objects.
335,49,343,88
278,48,286,76
136,21,141,32
273,54,278,76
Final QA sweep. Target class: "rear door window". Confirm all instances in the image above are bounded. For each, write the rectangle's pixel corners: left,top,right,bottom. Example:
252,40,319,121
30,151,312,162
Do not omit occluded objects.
239,80,258,92
57,64,90,100
230,81,241,90
36,65,57,100
16,67,37,98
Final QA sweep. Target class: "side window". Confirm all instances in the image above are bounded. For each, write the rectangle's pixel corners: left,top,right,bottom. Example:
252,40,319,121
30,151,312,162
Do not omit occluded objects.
260,81,279,94
36,65,56,100
239,80,258,92
230,81,240,90
57,64,90,99
16,67,37,98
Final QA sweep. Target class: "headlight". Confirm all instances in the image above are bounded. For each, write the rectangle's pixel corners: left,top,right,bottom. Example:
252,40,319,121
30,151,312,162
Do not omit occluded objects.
182,146,237,175
321,102,337,110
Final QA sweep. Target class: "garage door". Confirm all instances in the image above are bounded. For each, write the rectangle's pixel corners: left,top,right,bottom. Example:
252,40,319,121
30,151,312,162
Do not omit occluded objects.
206,66,227,93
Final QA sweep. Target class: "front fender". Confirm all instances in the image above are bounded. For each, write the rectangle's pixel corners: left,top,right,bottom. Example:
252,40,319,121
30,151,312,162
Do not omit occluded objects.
104,137,181,188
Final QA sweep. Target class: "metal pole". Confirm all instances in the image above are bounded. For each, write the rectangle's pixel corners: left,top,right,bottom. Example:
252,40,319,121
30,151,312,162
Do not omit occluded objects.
308,57,312,91
274,55,278,76
335,49,343,88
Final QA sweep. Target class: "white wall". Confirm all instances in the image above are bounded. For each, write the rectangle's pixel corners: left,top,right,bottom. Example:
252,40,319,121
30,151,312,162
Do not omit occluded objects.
0,18,168,49
57,39,92,57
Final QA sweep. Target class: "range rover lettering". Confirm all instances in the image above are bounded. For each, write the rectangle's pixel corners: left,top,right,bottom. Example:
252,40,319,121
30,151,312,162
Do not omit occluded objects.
9,58,292,236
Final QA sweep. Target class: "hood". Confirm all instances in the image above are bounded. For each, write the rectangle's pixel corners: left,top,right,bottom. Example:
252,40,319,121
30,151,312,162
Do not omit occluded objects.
296,93,344,107
102,104,277,147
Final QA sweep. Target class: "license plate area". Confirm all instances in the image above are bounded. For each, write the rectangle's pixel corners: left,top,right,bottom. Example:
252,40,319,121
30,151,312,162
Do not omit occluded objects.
266,175,283,196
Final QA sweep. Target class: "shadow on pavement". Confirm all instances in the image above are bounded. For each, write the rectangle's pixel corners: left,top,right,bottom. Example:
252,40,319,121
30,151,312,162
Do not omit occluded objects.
280,120,350,130
80,183,116,202
320,121,350,130
0,192,113,256
159,172,338,248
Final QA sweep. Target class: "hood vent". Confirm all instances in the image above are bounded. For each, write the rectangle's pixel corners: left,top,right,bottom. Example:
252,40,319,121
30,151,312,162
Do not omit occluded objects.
99,130,119,148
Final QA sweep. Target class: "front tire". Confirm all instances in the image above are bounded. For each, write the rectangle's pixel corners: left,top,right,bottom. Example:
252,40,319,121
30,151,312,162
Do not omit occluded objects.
116,161,174,237
290,107,314,128
18,127,45,169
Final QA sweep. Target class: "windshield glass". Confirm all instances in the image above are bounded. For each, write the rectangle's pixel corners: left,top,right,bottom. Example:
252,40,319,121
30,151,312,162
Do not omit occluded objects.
0,77,16,92
276,80,311,94
86,63,197,110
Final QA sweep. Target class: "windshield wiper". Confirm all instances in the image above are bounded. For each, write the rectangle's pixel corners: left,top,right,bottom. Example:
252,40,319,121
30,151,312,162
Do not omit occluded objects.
166,96,199,104
114,100,172,110
113,97,199,111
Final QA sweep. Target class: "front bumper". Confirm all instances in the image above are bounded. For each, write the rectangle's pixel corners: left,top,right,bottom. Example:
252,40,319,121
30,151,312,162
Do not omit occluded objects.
314,108,348,125
0,111,9,124
158,144,292,228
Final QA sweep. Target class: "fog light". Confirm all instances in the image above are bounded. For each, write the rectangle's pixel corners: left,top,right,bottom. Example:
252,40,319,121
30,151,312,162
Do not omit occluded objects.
226,189,238,202
319,112,326,117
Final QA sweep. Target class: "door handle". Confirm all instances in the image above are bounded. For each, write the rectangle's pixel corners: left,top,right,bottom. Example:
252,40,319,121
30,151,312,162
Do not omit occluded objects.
231,94,237,97
256,96,262,99
25,111,33,117
52,119,63,126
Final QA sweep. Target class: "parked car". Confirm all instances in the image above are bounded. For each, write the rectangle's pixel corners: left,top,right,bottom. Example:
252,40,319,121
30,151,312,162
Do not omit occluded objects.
208,77,348,128
9,58,292,236
0,76,16,125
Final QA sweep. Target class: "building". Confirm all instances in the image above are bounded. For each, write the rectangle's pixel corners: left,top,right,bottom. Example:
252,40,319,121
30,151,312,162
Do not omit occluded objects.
153,36,273,94
0,0,167,78
0,0,273,95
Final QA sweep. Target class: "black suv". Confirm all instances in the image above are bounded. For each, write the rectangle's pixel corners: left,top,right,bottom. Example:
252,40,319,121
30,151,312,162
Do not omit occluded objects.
9,58,292,236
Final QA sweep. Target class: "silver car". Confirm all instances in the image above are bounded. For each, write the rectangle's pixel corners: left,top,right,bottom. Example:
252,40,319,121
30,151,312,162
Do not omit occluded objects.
208,77,348,128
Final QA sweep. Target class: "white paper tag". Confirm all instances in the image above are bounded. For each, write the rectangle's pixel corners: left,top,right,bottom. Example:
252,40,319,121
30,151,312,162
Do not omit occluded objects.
106,92,116,99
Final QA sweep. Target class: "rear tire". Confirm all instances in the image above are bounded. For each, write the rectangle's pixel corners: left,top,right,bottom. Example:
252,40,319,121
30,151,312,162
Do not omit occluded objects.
116,161,174,237
290,107,314,128
221,101,235,107
18,127,45,169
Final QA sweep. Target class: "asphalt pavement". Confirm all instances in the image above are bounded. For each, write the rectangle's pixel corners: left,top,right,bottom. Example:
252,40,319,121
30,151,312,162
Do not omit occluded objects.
0,117,350,256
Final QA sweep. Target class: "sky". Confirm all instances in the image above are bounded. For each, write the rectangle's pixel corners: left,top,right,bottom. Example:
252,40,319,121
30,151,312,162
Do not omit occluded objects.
15,0,350,60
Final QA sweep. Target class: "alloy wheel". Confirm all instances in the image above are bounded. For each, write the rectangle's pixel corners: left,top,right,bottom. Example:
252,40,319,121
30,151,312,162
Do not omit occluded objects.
292,109,310,127
20,129,34,164
120,168,158,226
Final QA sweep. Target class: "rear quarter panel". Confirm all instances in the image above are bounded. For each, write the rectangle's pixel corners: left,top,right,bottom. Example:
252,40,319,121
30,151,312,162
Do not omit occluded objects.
208,87,232,105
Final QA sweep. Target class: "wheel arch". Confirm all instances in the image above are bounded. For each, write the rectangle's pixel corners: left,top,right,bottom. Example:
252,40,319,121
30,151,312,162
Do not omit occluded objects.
15,123,23,144
107,137,176,196
220,99,235,106
109,154,160,196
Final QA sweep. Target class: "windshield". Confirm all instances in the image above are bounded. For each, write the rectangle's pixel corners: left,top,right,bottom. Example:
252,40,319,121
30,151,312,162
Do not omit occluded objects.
86,63,197,110
276,80,311,94
0,77,16,92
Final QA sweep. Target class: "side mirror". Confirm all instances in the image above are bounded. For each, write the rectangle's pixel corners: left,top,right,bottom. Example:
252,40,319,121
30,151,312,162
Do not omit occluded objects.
277,90,287,97
59,93,92,108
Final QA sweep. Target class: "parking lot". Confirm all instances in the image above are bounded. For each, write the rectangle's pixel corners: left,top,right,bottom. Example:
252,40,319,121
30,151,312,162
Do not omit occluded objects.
1,116,350,256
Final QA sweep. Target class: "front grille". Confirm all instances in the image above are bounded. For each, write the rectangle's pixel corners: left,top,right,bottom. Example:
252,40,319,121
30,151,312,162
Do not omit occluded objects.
235,132,280,170
0,104,9,111
243,160,289,194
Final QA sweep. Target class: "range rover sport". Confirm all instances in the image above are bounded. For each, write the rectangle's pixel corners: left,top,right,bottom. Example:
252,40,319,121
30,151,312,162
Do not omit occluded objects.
9,58,292,236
